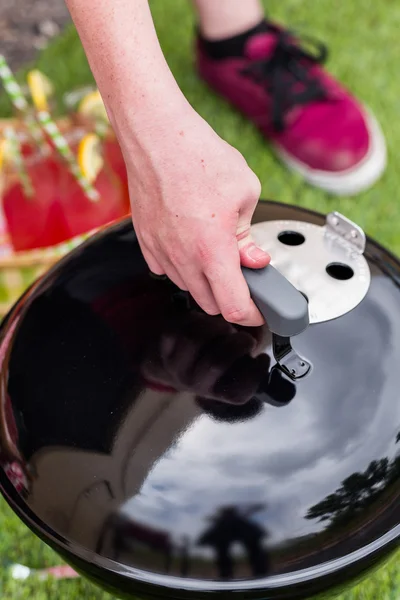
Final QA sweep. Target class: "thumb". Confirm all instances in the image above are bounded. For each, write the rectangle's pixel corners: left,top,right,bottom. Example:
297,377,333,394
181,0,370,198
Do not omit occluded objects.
236,211,270,269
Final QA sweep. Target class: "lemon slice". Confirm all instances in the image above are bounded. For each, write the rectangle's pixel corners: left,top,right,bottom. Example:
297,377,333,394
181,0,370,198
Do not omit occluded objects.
78,90,109,123
0,137,16,170
27,69,54,111
78,133,104,183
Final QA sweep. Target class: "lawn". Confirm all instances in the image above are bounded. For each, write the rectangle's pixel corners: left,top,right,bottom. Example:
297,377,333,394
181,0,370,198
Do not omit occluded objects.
1,0,400,598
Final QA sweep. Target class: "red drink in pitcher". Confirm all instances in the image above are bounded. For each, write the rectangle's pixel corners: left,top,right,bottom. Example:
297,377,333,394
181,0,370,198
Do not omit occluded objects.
2,131,130,252
3,153,68,251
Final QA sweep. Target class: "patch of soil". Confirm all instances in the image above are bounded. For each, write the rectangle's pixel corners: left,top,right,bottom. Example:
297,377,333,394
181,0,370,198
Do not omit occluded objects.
0,0,71,70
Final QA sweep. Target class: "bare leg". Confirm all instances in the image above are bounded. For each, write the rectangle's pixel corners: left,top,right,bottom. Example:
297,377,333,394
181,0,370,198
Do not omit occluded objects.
191,0,264,40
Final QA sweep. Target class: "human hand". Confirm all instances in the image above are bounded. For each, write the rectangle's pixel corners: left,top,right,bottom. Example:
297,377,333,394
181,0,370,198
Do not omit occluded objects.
122,105,270,327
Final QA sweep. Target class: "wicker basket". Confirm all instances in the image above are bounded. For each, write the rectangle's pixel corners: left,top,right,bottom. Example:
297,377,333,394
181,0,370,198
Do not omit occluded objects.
0,116,109,318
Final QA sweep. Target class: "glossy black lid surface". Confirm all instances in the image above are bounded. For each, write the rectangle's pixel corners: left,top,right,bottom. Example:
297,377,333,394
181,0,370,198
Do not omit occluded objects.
0,201,400,597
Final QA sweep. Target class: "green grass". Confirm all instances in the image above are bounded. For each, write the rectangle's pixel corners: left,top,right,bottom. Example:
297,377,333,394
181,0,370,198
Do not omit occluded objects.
1,0,400,597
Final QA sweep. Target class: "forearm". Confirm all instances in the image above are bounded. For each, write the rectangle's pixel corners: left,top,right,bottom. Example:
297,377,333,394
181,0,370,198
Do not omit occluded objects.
67,0,267,328
65,0,189,147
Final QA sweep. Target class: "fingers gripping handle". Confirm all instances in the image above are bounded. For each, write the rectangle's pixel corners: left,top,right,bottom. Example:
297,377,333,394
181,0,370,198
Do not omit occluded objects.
242,265,310,337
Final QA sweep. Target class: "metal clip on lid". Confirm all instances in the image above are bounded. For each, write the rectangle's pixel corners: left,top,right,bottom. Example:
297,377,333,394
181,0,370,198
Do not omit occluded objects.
242,265,311,380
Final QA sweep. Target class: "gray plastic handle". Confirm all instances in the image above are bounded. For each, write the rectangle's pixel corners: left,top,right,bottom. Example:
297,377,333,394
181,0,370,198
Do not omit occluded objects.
242,265,309,337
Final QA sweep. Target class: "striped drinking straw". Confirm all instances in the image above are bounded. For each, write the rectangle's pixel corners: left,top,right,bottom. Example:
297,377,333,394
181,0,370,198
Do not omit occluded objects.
3,127,34,198
0,55,49,154
36,110,99,201
25,70,99,202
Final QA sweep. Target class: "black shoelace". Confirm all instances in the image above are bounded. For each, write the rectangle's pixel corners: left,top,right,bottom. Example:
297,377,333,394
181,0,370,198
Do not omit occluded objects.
241,30,329,132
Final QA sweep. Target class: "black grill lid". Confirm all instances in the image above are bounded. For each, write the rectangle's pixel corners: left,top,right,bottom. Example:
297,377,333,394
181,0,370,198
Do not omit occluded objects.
0,201,399,600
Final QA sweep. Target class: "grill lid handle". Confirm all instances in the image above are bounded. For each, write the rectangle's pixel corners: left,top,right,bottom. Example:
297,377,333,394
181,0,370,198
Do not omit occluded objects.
242,265,309,337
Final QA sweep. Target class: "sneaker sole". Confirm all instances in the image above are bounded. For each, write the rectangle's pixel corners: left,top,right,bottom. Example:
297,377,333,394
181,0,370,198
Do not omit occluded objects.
272,109,387,196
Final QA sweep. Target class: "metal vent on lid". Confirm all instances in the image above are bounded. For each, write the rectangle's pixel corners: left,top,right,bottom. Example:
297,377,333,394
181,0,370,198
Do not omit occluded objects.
251,211,371,324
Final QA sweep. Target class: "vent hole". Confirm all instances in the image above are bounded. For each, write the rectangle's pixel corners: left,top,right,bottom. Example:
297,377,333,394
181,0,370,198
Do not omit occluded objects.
278,231,305,247
326,263,354,281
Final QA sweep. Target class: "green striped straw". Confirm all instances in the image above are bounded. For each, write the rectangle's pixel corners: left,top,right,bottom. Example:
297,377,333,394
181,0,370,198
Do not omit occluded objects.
37,110,99,202
4,127,34,198
0,55,49,154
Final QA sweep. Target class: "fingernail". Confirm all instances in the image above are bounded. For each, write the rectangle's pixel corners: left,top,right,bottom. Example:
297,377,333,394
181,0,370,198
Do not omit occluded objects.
246,244,270,262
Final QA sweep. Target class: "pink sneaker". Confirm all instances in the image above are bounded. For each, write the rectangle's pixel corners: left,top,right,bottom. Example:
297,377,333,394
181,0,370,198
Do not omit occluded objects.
196,24,386,196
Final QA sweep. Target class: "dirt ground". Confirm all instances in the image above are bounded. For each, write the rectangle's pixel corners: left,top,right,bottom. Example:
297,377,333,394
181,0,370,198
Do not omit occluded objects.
0,0,71,70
